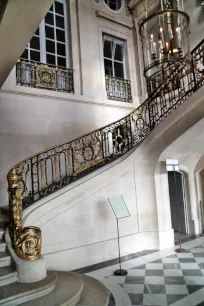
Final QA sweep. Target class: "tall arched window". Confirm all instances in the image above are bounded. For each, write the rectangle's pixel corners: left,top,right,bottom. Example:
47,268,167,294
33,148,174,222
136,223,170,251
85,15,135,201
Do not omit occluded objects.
104,0,122,11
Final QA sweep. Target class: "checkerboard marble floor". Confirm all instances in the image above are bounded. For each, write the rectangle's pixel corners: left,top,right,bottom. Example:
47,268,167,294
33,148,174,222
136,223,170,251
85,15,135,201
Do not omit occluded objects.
107,244,204,306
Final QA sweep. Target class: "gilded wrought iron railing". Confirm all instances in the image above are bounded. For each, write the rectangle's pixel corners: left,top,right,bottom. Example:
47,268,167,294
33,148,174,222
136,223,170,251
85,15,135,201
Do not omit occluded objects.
8,39,204,260
16,58,74,93
105,75,132,102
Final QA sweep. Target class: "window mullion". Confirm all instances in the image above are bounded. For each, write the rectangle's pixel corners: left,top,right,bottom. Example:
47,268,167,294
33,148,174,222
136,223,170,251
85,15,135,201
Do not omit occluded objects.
53,2,57,66
39,20,46,63
63,0,69,68
112,40,116,77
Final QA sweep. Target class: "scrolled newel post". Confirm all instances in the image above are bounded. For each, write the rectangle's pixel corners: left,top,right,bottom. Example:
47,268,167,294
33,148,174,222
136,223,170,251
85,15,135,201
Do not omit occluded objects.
8,168,42,261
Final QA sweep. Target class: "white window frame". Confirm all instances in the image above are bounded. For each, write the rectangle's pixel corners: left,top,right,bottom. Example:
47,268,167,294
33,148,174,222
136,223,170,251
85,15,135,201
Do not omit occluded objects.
24,0,70,68
103,35,126,79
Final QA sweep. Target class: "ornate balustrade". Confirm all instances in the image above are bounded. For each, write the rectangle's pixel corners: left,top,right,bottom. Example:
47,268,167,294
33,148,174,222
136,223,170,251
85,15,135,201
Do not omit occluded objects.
8,39,204,260
16,58,74,93
105,75,132,102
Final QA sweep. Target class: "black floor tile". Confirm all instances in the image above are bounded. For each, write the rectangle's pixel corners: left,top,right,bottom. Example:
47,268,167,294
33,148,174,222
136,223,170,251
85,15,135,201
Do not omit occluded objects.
128,293,143,305
179,258,196,263
164,276,185,284
135,264,146,269
146,270,164,276
125,276,145,284
167,294,188,305
163,263,180,269
193,253,204,257
182,269,203,276
199,263,204,269
187,285,204,294
151,259,163,263
195,302,204,306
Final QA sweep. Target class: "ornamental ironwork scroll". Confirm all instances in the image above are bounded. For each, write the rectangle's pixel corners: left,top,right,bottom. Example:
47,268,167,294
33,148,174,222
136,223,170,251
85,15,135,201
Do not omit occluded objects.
8,39,204,261
105,75,132,103
8,169,42,260
16,59,74,93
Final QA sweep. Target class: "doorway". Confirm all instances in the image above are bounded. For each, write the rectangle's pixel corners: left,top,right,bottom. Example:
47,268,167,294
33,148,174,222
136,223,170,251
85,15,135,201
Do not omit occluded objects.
168,171,189,242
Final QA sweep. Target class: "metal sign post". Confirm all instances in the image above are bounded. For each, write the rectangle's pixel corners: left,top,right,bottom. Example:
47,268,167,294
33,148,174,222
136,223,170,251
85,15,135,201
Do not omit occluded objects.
108,195,130,276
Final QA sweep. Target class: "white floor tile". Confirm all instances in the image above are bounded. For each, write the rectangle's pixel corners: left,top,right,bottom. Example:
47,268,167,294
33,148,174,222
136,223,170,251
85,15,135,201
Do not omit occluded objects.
146,263,163,270
123,284,144,294
184,276,204,285
107,275,126,284
162,257,179,263
165,284,188,295
144,276,165,285
143,294,167,306
180,263,200,270
177,253,194,258
127,269,145,277
190,248,204,253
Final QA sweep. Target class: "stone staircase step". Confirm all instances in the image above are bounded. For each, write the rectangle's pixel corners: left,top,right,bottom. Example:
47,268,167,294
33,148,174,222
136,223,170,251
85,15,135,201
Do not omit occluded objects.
0,265,16,287
0,251,11,267
0,271,57,306
0,227,5,240
0,240,6,252
19,271,83,306
77,274,110,306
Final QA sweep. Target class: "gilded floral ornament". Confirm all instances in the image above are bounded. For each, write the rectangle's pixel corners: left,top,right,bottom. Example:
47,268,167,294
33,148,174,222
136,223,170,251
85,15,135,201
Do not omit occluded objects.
8,168,42,261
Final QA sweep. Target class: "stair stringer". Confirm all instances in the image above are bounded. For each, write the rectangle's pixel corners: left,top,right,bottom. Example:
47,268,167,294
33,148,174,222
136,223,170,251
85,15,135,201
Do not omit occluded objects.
21,86,204,271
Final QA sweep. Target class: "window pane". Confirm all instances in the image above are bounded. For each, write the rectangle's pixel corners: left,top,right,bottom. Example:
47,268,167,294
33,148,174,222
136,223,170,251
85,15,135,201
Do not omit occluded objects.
105,0,121,10
114,62,124,78
115,43,123,61
56,29,65,42
46,39,55,54
35,28,39,36
49,4,53,11
55,1,64,15
58,57,66,67
45,12,54,25
109,2,117,10
104,59,113,76
57,43,66,56
45,25,54,40
104,39,112,58
56,15,64,29
47,54,56,65
30,50,40,62
21,49,28,59
30,36,40,50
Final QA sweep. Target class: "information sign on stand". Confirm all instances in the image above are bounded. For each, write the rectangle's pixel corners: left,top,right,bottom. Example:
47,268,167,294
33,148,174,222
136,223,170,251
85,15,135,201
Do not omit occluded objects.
108,195,130,276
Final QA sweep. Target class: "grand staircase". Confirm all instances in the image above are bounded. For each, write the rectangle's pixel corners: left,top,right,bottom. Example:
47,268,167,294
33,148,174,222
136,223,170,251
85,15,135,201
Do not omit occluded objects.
0,208,110,306
0,33,203,305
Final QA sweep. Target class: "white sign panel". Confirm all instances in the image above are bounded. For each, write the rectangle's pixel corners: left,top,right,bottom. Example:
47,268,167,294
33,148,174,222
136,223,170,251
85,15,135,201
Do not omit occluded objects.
108,196,130,219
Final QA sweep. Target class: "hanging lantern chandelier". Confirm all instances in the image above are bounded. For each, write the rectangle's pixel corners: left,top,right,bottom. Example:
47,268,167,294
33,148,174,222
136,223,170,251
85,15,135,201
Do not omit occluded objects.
139,0,191,80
